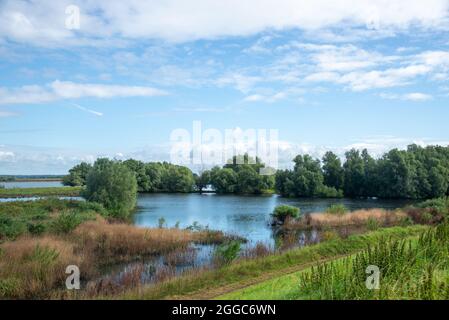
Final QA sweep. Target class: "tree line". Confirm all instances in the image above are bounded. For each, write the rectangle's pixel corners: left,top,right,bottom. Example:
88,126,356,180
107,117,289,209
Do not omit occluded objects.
276,144,449,199
64,144,449,199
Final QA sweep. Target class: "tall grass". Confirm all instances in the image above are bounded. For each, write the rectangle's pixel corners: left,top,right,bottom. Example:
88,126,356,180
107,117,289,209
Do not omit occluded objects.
297,222,449,299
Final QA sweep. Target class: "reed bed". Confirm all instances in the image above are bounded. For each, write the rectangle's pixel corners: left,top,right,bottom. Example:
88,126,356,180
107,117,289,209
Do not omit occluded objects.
287,208,408,230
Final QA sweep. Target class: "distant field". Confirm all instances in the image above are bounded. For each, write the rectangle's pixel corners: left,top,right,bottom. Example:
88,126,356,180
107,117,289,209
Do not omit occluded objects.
0,186,82,198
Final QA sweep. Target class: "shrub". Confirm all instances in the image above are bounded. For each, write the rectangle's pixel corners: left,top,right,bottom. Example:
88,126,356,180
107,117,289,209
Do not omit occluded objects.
272,205,300,223
50,211,84,234
213,241,241,266
27,222,47,235
325,204,348,216
0,214,27,240
82,158,138,219
158,217,166,228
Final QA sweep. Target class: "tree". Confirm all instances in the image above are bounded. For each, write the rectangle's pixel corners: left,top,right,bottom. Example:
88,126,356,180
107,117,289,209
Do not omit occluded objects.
343,149,365,197
82,158,137,219
322,151,344,191
62,162,92,186
195,170,211,192
123,159,151,192
210,167,238,193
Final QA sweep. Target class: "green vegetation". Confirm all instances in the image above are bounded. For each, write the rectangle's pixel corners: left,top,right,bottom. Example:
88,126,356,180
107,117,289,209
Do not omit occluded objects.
325,204,348,215
62,162,92,186
272,205,300,223
275,154,343,198
82,158,137,219
62,145,449,199
229,223,449,300
126,225,427,299
0,186,82,198
213,241,242,265
276,144,449,199
0,199,227,299
0,198,103,241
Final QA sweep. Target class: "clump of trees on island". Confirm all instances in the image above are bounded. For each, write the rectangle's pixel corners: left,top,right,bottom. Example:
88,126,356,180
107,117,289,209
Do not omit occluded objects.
63,144,449,200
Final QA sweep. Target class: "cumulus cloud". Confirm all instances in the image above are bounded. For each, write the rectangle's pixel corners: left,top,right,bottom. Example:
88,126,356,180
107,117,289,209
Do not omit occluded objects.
0,0,448,45
0,81,167,105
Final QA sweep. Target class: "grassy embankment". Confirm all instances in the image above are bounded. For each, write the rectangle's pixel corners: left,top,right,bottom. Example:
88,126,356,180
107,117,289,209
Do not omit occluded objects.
123,224,427,300
219,223,449,300
0,199,226,299
0,187,82,198
217,199,449,300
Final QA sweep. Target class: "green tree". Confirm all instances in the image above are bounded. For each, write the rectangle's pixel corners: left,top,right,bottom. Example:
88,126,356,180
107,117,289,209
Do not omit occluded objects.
82,158,137,219
62,162,92,186
210,167,238,193
195,170,211,192
322,151,344,191
343,149,365,197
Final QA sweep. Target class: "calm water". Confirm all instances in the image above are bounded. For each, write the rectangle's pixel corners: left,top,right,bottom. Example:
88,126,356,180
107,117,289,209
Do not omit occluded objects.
134,193,416,245
1,181,63,189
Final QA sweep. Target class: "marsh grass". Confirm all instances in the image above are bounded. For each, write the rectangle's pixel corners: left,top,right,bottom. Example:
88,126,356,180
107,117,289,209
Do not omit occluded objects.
0,199,227,299
289,208,408,230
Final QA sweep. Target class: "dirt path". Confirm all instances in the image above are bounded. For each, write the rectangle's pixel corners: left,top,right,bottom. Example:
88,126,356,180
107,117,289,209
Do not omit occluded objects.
169,253,351,300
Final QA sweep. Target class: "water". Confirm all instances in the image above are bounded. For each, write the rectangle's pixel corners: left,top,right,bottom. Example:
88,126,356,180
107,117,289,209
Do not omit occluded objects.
1,181,63,189
134,193,416,245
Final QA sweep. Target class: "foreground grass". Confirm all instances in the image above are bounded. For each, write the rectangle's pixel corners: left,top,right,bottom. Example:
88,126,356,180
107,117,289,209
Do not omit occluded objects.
221,222,449,300
122,225,427,300
0,186,82,199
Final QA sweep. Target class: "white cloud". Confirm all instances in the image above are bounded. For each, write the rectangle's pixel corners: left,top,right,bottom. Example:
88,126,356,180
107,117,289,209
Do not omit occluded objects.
0,0,448,45
0,81,167,105
0,151,15,160
380,92,433,101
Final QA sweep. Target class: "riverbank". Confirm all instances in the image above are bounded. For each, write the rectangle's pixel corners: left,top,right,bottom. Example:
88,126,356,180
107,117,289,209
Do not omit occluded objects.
0,186,82,198
122,225,428,299
218,222,449,299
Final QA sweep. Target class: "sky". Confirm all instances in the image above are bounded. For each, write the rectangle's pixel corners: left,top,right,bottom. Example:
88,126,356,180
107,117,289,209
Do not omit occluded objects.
1,0,449,174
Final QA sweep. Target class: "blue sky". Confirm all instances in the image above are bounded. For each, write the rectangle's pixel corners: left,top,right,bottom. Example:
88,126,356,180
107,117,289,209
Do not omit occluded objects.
1,0,449,174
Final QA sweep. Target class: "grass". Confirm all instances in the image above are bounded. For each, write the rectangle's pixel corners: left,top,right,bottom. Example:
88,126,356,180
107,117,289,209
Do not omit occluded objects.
0,186,82,198
221,222,449,300
122,224,427,300
0,199,227,299
0,198,104,241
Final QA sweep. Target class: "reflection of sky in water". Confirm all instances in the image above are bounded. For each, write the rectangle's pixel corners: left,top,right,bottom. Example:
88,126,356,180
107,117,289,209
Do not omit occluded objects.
133,194,416,246
1,181,63,189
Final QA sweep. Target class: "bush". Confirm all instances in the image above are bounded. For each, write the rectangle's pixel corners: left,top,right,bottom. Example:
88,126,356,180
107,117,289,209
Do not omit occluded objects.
27,222,47,235
272,205,300,223
50,211,84,234
82,158,138,219
326,204,348,215
0,214,27,240
213,241,241,266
